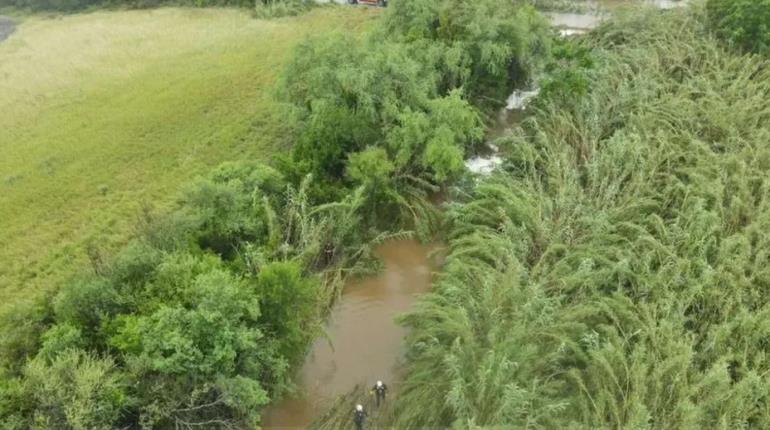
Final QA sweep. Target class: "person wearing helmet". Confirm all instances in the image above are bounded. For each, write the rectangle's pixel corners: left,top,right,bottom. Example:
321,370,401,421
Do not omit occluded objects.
353,404,367,430
372,380,388,407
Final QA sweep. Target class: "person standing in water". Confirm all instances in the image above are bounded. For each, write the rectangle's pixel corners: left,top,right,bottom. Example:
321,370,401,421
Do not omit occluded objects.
372,380,388,407
353,404,367,430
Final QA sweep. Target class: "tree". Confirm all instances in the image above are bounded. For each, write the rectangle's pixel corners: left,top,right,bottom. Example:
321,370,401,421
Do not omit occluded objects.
256,261,318,363
179,161,286,257
110,262,280,429
707,0,770,55
382,0,551,100
23,350,126,430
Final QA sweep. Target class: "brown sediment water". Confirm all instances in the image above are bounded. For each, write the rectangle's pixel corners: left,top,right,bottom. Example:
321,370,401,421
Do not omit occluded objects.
261,239,441,429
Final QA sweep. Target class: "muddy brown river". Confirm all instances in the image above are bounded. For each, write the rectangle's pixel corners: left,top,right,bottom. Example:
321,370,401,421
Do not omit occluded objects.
261,240,441,429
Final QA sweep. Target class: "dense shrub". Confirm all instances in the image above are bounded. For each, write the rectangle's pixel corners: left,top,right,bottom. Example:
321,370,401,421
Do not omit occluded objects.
707,0,770,55
256,261,318,363
178,162,285,257
537,38,594,106
393,6,770,428
23,350,126,430
382,0,551,101
280,32,485,225
279,0,549,226
0,161,374,429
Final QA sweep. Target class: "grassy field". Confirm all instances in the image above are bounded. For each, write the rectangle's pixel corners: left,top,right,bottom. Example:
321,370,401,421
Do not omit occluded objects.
0,6,378,307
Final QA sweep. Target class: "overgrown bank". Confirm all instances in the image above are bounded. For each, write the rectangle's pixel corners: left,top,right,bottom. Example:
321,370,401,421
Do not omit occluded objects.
392,4,770,428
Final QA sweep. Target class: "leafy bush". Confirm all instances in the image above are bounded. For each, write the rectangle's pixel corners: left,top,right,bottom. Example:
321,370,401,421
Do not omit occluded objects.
537,38,594,106
36,324,85,362
707,0,770,55
393,6,770,428
0,159,384,429
179,161,285,257
54,278,124,340
23,350,126,430
256,261,318,363
0,300,50,375
382,0,551,101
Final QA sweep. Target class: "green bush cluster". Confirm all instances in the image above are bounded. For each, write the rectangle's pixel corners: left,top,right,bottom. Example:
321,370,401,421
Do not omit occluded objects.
394,6,770,428
0,161,377,429
279,0,550,228
382,0,551,101
707,0,770,55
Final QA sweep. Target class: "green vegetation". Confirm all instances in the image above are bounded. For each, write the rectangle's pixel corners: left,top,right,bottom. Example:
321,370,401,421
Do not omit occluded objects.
1,0,552,427
0,7,377,308
0,159,386,429
254,0,316,19
5,0,770,428
393,4,770,428
707,0,770,55
380,0,550,102
279,0,549,224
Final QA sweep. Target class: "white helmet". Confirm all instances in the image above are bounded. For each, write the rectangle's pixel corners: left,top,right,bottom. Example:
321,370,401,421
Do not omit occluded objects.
376,380,383,387
356,404,363,412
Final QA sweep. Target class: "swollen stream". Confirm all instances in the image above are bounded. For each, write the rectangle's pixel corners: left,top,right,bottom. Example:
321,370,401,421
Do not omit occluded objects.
263,1,687,427
261,240,441,428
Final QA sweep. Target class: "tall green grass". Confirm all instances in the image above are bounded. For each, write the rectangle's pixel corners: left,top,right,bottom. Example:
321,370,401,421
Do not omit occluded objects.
390,4,770,428
0,6,379,309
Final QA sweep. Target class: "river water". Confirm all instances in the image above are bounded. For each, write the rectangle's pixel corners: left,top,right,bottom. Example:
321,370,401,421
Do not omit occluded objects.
261,240,441,429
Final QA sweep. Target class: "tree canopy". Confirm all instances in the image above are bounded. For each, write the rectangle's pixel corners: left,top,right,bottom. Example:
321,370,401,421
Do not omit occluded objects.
707,0,770,55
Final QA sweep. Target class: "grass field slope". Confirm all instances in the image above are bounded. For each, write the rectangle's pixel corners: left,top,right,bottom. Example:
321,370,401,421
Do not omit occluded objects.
0,6,377,307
